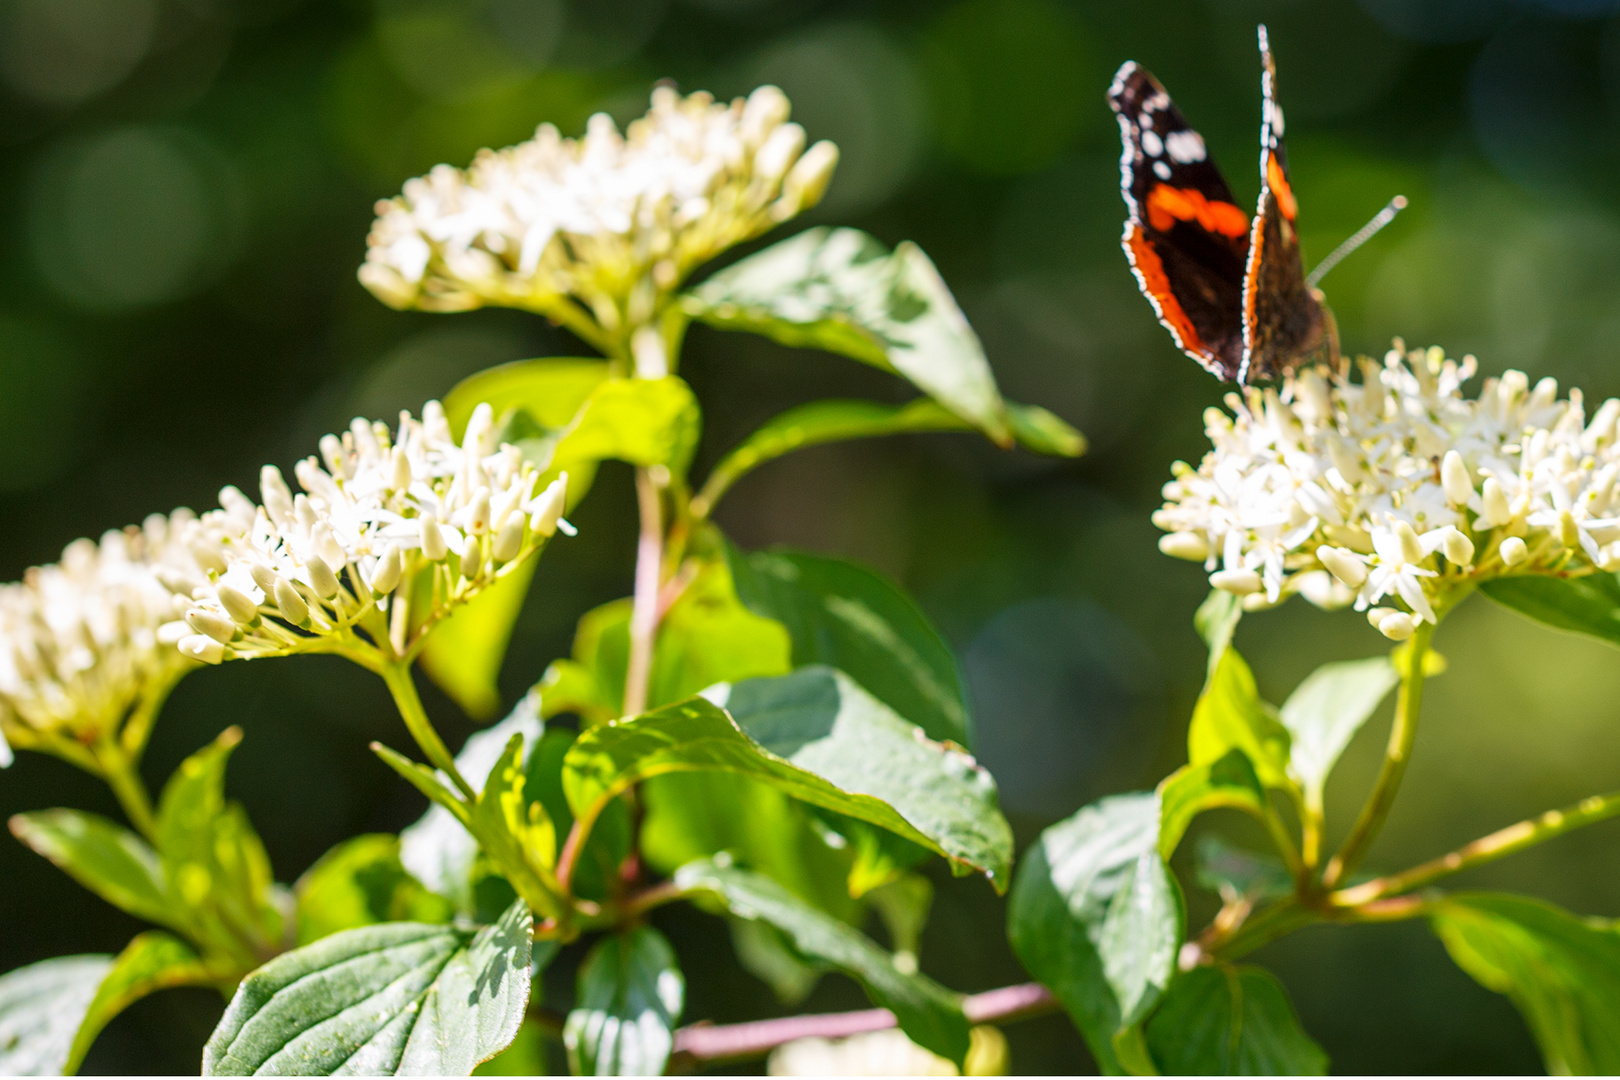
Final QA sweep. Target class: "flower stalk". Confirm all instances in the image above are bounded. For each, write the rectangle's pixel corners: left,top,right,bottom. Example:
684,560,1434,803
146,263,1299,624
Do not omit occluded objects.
623,468,666,718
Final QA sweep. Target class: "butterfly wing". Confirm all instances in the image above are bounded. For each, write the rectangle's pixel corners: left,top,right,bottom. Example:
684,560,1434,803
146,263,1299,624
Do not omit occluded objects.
1238,25,1326,384
1109,61,1251,381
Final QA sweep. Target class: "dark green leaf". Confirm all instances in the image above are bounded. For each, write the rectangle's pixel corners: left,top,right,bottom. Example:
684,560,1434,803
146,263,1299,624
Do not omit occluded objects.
8,810,173,930
866,873,934,968
676,857,970,1066
293,835,454,945
1007,793,1180,1073
728,545,972,746
68,931,216,1073
442,357,609,435
523,727,629,905
682,227,1011,443
564,926,684,1077
204,897,532,1076
1481,573,1620,649
0,955,111,1076
1277,657,1398,801
729,917,822,1005
1188,650,1293,791
1430,892,1620,1074
1156,750,1266,860
538,598,633,723
1193,836,1293,905
1145,965,1328,1074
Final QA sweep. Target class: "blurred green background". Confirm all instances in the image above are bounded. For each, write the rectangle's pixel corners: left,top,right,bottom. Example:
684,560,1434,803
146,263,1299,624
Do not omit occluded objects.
1,0,1617,1072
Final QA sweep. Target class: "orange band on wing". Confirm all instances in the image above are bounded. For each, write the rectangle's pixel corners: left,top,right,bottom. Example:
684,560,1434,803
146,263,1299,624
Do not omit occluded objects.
1145,184,1250,238
1266,153,1297,221
1126,224,1208,357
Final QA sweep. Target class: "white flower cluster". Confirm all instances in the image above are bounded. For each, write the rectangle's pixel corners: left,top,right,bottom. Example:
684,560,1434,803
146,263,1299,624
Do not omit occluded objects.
358,84,838,346
0,514,207,761
173,401,569,666
1155,344,1620,640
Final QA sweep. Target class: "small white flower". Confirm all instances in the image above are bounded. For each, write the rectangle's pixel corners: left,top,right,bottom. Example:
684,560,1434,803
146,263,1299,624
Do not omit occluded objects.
175,401,571,665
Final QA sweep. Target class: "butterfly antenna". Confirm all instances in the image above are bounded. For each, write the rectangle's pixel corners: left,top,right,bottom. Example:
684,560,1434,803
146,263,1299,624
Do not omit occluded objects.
1305,195,1408,290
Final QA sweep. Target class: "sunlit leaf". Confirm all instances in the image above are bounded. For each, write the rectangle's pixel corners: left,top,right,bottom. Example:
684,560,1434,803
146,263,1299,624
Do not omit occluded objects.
1277,656,1398,802
204,898,531,1076
648,557,791,709
1007,792,1180,1073
1481,573,1620,650
676,857,971,1066
682,227,1011,443
442,357,609,435
564,926,684,1077
1193,836,1292,906
1430,892,1620,1074
0,955,111,1077
293,834,454,945
1156,749,1266,860
67,931,216,1074
1188,650,1292,792
8,810,174,931
728,544,972,746
419,556,538,720
1144,965,1328,1075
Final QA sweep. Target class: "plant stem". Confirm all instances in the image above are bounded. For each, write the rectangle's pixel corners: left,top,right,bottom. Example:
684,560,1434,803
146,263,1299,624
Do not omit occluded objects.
1333,788,1620,907
95,741,159,843
668,982,1058,1066
1203,899,1320,964
623,467,664,718
1322,618,1434,889
120,672,181,764
379,661,475,800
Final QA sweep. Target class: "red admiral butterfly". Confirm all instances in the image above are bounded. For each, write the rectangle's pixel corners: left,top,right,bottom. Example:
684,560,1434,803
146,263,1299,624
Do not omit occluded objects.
1111,26,1367,385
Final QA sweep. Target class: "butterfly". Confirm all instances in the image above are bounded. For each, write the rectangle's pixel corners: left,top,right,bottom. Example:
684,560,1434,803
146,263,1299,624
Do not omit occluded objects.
1110,25,1343,385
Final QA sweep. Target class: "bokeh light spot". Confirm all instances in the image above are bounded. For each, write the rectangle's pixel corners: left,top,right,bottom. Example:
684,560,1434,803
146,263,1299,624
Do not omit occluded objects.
0,0,156,105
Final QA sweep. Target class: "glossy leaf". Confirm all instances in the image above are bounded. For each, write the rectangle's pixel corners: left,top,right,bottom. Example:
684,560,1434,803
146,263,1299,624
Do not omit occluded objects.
204,897,532,1076
0,955,111,1076
67,931,216,1073
564,668,1010,886
1481,573,1620,650
676,857,971,1066
1430,892,1620,1074
442,357,609,435
551,375,701,476
293,834,453,945
682,227,1011,443
1007,792,1180,1073
1144,965,1328,1074
469,735,562,918
728,545,972,746
1277,656,1398,801
1155,749,1266,860
419,556,538,720
1188,650,1292,791
8,810,173,930
564,926,684,1077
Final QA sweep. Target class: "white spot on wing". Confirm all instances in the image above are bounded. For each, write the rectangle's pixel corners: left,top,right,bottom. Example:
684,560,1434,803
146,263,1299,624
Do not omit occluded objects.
1165,130,1206,163
1153,160,1172,180
1141,129,1164,157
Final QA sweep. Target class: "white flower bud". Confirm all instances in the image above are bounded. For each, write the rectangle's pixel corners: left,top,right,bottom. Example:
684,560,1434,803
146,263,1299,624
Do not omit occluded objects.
272,578,310,626
420,513,449,561
311,524,346,571
306,556,341,599
260,465,294,525
754,122,806,182
189,537,227,576
1441,451,1473,506
1395,520,1424,565
1560,510,1581,550
390,446,413,492
178,634,227,664
461,539,484,581
370,544,403,595
1500,535,1529,567
1316,545,1368,588
1441,528,1475,567
1158,532,1209,561
249,563,280,595
218,485,257,531
156,620,189,645
1377,610,1416,641
1367,606,1397,629
776,140,838,217
492,514,525,563
216,584,259,626
186,608,237,645
1482,478,1512,526
319,433,349,479
467,487,492,534
463,403,494,458
529,475,568,538
1209,568,1263,595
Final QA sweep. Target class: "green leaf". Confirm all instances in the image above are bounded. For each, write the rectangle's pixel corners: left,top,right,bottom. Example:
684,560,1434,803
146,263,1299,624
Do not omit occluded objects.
1193,836,1293,905
67,931,216,1073
550,375,701,476
469,735,562,919
1188,650,1292,792
420,556,538,720
1144,965,1328,1074
1194,589,1243,675
1005,401,1087,457
676,857,971,1066
1155,750,1266,860
8,810,174,930
1429,892,1620,1074
442,357,610,435
1277,657,1398,802
0,955,111,1076
648,557,792,709
564,926,684,1077
471,1018,548,1077
866,872,934,968
539,598,633,722
682,227,1012,444
1007,792,1181,1073
729,917,822,1005
204,897,532,1076
523,727,630,904
1481,573,1620,650
727,544,973,746
293,835,454,945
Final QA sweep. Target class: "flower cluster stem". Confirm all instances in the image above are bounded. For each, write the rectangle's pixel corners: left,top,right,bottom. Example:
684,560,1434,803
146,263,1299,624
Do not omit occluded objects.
96,742,159,843
623,467,665,718
1322,618,1434,889
379,661,474,799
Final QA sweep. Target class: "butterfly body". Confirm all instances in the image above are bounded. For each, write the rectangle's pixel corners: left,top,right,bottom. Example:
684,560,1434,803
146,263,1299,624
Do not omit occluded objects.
1111,26,1328,384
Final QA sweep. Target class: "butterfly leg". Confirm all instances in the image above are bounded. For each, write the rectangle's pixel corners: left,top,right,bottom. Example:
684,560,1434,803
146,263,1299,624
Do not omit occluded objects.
1314,289,1344,376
